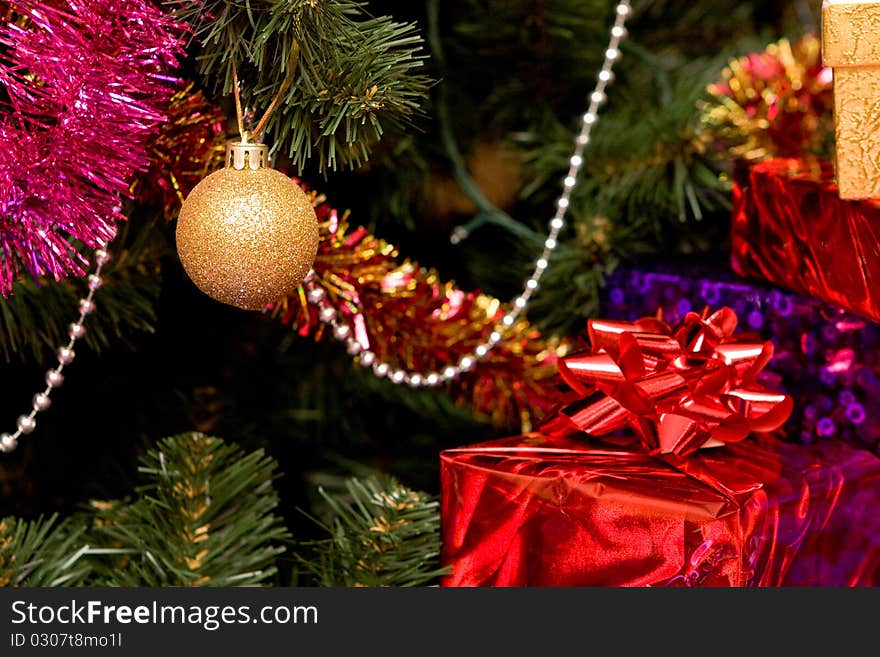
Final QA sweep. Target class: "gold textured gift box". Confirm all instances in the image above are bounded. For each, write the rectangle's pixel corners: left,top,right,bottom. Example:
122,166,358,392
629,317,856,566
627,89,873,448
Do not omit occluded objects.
822,0,880,199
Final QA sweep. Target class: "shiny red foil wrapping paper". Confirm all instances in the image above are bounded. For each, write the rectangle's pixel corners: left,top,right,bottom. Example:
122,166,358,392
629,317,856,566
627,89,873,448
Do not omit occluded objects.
440,433,880,586
731,158,880,322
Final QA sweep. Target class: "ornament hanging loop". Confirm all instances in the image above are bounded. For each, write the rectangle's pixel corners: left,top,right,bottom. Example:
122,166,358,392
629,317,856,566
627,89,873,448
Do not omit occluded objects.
231,43,300,145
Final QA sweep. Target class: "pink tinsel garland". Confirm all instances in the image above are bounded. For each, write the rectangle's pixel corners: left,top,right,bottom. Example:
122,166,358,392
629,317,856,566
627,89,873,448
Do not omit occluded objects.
0,0,183,296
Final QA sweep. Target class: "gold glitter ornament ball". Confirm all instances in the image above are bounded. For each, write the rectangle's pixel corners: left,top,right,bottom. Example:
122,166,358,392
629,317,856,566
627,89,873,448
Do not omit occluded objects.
176,143,319,310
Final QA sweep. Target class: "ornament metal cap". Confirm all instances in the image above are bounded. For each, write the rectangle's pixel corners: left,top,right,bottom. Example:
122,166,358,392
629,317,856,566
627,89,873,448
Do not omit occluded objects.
226,133,269,170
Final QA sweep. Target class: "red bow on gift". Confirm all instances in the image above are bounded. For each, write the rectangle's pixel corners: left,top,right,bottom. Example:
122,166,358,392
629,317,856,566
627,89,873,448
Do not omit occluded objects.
546,306,793,456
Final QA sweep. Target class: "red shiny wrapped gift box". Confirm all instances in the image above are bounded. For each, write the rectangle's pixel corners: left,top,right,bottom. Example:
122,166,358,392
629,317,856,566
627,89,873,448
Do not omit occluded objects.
731,158,880,323
440,432,880,586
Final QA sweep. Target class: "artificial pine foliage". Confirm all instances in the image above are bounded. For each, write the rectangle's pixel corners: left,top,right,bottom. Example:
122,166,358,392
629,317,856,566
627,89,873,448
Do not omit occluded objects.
167,0,433,172
0,220,166,363
295,475,445,587
0,515,92,587
1,435,447,587
87,433,289,587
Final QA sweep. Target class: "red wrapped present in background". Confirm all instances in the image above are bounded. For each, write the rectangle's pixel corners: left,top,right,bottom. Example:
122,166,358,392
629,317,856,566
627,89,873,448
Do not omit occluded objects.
441,433,880,586
731,158,880,323
440,308,880,586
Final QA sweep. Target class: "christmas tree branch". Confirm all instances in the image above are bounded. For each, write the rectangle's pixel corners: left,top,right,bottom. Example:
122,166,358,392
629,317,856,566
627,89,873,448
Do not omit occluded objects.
168,0,433,172
2,437,448,588
0,515,94,587
0,219,166,363
89,433,289,587
295,475,446,587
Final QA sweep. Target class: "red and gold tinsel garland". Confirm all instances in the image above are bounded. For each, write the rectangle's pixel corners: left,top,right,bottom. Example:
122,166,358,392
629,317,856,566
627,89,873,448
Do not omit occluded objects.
702,34,833,162
272,189,567,431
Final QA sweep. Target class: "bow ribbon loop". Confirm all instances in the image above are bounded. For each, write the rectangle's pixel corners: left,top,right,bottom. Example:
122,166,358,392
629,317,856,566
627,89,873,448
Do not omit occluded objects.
547,307,793,456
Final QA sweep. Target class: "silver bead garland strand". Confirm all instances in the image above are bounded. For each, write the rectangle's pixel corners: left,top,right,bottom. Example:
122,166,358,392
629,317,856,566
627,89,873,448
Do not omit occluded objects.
0,248,110,453
304,1,632,388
